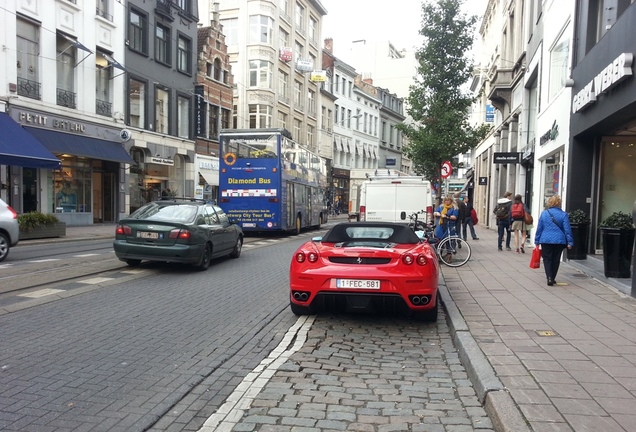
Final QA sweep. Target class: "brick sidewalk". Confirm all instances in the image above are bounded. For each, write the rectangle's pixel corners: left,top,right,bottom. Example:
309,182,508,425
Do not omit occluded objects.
441,227,636,431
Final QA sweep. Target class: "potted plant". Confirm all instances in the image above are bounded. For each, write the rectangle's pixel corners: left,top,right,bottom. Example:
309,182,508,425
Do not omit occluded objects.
18,212,66,240
567,209,591,260
599,211,635,278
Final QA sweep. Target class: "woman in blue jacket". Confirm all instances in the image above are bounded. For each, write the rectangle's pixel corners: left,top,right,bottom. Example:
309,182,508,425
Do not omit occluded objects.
534,195,574,286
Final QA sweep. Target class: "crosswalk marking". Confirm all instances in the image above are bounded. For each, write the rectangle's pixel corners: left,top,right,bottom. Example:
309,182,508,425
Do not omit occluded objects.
18,288,65,298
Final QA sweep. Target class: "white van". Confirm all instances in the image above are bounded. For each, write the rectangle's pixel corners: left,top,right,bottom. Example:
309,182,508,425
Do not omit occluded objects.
358,176,434,224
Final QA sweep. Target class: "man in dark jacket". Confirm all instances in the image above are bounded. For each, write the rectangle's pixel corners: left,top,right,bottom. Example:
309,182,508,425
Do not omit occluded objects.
493,191,513,251
454,193,466,242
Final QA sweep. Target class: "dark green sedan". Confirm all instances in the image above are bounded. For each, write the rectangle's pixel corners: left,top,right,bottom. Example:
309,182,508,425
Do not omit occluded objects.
114,199,243,270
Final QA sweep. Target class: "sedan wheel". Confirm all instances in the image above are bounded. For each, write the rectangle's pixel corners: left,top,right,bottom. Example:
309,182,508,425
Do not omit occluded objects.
194,244,211,271
0,232,9,262
125,259,142,267
229,237,242,258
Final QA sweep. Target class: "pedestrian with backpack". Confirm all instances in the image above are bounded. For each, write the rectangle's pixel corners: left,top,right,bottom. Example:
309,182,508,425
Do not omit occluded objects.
454,192,467,242
511,194,530,254
462,196,479,240
493,191,513,251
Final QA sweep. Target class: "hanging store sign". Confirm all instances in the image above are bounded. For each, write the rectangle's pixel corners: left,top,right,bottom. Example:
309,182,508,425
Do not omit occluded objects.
572,52,633,113
279,47,292,62
493,152,521,164
149,157,174,166
310,70,327,82
295,59,314,73
194,85,205,137
485,104,495,122
478,177,488,185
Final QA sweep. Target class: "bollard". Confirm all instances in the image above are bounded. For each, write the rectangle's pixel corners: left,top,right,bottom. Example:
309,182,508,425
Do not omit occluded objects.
632,200,636,297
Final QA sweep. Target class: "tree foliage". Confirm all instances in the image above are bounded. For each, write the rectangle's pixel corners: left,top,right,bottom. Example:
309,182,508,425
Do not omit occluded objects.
399,0,491,196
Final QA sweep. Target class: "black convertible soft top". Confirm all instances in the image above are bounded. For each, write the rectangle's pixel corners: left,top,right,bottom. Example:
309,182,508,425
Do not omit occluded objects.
321,222,420,244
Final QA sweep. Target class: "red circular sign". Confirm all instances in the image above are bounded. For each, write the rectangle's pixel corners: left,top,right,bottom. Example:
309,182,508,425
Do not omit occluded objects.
441,161,453,178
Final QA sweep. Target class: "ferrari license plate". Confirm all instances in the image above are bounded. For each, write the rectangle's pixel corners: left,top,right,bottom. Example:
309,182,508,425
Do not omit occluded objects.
336,279,380,289
137,231,160,239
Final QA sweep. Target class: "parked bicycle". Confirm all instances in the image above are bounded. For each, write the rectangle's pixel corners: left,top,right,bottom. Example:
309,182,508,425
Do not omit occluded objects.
435,223,471,267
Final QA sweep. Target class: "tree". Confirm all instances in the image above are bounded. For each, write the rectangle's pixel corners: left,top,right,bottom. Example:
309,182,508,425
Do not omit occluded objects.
398,0,491,198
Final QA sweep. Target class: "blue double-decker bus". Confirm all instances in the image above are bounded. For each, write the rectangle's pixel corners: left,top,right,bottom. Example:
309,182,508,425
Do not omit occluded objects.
218,128,328,234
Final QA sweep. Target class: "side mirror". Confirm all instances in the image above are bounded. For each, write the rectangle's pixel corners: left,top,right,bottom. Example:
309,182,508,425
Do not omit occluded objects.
400,211,406,220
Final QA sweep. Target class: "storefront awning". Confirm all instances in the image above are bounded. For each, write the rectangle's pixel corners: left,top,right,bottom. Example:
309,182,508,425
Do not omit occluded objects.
199,170,218,186
0,113,61,169
25,126,135,164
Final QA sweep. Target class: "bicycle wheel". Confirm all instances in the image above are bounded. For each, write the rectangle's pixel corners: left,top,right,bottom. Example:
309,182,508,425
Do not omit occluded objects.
437,236,471,267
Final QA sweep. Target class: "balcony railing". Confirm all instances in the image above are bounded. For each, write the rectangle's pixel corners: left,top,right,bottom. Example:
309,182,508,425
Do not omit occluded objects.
96,99,112,117
57,88,77,109
17,77,41,99
155,0,174,20
96,7,113,21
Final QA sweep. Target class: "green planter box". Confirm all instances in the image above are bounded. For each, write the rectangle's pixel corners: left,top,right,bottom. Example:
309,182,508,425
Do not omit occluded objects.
601,227,635,278
19,222,67,240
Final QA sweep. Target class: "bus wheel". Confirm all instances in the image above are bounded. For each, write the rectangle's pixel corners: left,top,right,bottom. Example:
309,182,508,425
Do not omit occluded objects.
295,215,301,235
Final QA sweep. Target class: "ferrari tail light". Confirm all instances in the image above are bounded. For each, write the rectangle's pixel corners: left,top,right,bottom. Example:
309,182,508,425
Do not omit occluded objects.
169,229,191,239
295,251,318,263
295,252,306,263
402,254,414,265
416,254,428,266
116,224,132,235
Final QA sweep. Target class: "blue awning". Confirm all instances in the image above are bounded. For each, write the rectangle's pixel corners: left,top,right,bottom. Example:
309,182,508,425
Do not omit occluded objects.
25,126,135,164
0,113,61,169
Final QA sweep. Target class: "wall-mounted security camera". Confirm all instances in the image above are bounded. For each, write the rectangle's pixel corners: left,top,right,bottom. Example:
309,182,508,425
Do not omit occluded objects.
120,129,132,142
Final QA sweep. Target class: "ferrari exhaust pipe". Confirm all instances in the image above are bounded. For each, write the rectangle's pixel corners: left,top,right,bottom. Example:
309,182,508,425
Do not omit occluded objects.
410,295,431,305
293,292,309,301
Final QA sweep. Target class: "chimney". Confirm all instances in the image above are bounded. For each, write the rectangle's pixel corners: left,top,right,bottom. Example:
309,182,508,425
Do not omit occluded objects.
213,2,219,24
324,38,333,53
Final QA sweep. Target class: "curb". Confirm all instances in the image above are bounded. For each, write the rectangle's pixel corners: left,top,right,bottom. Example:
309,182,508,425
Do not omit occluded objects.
438,281,531,432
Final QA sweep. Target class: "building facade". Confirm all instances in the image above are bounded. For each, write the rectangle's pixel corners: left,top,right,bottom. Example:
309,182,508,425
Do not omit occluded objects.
194,6,234,204
0,0,131,225
124,0,199,213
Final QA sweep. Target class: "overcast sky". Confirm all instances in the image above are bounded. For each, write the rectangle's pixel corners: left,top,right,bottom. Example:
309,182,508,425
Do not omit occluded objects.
320,0,487,61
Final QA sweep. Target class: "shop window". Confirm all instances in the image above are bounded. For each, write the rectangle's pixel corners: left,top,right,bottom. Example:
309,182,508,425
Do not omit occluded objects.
53,158,92,213
549,34,569,101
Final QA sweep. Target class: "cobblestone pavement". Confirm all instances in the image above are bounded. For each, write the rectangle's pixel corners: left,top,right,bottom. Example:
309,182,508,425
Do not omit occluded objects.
202,312,493,432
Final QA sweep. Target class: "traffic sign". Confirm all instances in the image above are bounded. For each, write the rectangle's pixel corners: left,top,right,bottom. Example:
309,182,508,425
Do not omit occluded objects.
441,161,452,178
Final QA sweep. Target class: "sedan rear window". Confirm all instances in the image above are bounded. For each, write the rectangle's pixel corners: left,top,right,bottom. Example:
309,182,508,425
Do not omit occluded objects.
130,203,198,223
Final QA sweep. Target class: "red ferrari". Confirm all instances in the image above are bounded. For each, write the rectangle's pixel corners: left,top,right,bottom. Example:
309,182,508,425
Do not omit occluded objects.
289,222,440,321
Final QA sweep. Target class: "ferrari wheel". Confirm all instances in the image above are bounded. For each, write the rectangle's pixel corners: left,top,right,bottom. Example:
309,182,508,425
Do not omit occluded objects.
290,301,310,316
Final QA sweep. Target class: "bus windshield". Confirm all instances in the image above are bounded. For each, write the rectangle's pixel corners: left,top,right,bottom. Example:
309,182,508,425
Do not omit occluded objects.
225,135,278,159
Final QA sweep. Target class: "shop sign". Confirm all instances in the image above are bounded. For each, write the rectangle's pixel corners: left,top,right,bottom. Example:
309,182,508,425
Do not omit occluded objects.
310,70,327,82
332,167,349,177
485,104,495,122
199,160,219,170
17,110,87,133
385,158,396,166
478,177,488,185
493,152,521,164
150,156,174,166
295,59,314,73
194,85,206,137
572,52,633,113
539,120,559,145
279,47,292,62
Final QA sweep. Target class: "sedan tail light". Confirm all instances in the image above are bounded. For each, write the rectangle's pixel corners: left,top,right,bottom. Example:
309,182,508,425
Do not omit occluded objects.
116,224,132,235
169,229,191,239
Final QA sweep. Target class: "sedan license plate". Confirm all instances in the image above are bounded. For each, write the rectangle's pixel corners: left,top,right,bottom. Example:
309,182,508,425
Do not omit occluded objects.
137,231,160,239
336,279,380,289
